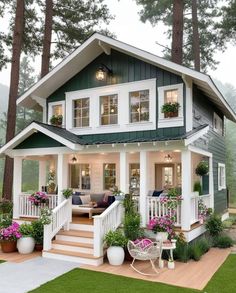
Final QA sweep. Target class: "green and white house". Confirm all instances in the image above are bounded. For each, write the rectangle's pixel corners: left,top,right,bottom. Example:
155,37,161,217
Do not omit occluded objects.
1,33,235,265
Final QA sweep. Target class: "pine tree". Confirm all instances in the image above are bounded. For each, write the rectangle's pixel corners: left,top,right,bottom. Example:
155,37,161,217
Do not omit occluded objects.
2,0,25,200
219,1,236,44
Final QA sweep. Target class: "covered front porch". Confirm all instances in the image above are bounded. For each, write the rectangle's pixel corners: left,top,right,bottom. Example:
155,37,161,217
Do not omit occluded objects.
12,144,213,232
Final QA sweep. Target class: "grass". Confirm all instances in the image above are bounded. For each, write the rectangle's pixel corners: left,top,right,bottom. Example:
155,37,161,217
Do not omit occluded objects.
29,255,236,293
0,260,5,264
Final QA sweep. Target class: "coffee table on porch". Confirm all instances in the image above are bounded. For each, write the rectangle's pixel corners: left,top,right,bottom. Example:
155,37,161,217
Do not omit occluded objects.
74,204,105,219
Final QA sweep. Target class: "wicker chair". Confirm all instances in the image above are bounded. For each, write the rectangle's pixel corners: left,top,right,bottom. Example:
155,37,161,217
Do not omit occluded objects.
127,239,162,275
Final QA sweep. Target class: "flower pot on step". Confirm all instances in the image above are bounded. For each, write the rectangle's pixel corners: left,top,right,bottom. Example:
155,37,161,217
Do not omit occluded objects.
17,237,35,254
107,246,125,266
0,241,17,253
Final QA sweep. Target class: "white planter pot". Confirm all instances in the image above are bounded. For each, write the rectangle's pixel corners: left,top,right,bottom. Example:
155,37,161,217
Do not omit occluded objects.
168,261,175,269
159,259,164,269
17,237,35,254
156,232,168,242
107,246,125,266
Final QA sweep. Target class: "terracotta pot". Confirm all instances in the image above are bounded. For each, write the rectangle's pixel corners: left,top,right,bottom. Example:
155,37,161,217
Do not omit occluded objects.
1,241,17,253
35,243,43,251
164,111,178,118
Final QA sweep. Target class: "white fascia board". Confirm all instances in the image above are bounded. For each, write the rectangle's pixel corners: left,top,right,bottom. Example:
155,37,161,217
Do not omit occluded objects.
0,122,82,155
184,126,209,146
188,145,212,158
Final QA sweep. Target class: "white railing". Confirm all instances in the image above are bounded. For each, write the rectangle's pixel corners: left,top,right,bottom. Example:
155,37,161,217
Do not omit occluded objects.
190,193,211,224
19,194,58,218
43,198,72,250
93,201,123,257
147,197,181,226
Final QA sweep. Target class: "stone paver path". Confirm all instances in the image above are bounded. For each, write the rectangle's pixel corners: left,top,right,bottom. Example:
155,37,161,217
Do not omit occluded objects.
0,257,79,293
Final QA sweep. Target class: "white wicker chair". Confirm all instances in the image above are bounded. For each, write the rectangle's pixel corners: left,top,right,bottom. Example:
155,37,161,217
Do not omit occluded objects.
127,239,162,275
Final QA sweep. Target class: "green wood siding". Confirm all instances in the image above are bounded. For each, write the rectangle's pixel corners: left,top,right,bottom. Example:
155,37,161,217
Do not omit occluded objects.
192,85,227,213
15,132,64,149
47,49,185,136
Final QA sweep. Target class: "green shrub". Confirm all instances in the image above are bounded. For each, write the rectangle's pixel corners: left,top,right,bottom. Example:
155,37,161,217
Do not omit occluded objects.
193,181,202,195
32,220,44,244
214,235,233,248
189,243,204,261
205,214,223,237
123,194,135,215
19,223,33,237
223,219,233,229
0,199,13,215
104,230,127,247
197,237,211,253
123,213,143,241
0,214,12,228
174,242,191,262
195,161,209,176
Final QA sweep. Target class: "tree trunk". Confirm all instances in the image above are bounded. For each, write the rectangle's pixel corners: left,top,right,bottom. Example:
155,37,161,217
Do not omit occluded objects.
2,0,25,200
192,0,201,71
41,0,53,77
171,0,184,64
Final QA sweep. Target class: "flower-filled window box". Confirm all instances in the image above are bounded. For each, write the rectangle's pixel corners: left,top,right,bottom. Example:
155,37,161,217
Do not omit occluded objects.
50,114,63,127
161,102,180,118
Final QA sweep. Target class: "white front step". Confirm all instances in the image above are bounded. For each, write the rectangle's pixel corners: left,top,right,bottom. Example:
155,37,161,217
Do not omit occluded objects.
52,243,93,254
69,223,94,232
43,251,103,266
55,234,94,244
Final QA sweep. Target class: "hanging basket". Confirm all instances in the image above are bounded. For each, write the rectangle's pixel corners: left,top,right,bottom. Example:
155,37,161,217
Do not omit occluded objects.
0,240,17,253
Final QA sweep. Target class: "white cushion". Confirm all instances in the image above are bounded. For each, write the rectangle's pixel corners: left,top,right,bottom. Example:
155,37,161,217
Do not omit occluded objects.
81,195,91,204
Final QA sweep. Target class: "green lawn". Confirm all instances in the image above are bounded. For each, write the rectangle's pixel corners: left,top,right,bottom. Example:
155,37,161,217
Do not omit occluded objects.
29,255,236,293
0,260,5,264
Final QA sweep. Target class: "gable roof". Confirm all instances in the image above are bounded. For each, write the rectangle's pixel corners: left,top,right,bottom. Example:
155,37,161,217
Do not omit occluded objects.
0,121,209,154
17,33,236,122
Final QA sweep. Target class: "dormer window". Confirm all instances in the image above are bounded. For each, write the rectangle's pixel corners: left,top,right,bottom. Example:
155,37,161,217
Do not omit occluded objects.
48,101,65,126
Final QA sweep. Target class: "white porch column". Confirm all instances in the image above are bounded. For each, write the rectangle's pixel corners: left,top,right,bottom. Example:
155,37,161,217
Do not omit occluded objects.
181,149,192,231
119,151,129,194
38,160,47,191
57,154,69,204
140,150,148,226
13,156,23,219
209,156,214,209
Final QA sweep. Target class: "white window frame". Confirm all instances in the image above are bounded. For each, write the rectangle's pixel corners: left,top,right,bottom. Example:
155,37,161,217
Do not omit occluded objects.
129,89,150,123
218,163,226,191
100,94,118,126
65,78,156,134
213,112,223,136
158,83,184,128
73,97,90,128
48,101,65,126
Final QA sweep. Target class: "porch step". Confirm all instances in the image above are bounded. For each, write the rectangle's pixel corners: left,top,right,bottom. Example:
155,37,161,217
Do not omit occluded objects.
43,249,103,266
56,229,94,244
52,240,94,254
69,222,94,232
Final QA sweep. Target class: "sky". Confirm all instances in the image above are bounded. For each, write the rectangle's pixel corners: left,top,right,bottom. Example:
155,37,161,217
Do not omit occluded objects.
0,0,235,87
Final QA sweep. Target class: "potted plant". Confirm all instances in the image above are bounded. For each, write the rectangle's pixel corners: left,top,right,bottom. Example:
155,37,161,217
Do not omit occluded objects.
147,215,175,241
161,102,180,118
0,222,21,253
167,257,175,269
28,191,49,206
31,220,44,251
50,115,63,126
110,186,125,201
104,230,127,266
47,170,56,194
195,161,209,177
17,223,35,254
62,188,73,199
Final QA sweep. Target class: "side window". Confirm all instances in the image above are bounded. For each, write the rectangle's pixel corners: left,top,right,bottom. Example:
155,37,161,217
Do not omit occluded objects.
48,101,65,127
218,163,226,191
213,112,223,135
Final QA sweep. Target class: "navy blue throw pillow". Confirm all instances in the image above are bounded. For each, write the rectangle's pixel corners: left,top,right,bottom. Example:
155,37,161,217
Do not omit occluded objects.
72,195,82,205
152,190,164,197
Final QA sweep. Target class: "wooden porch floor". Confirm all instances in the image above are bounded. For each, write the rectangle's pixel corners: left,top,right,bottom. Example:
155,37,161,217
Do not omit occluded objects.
81,248,231,290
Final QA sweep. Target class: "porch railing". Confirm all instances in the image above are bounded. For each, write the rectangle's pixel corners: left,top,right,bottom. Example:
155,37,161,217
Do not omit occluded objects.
43,198,71,250
190,193,211,224
93,201,123,257
146,197,181,226
19,194,58,218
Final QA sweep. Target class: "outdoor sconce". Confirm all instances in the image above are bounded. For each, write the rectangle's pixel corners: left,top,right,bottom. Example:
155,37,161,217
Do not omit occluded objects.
71,156,77,164
96,64,113,81
165,154,173,163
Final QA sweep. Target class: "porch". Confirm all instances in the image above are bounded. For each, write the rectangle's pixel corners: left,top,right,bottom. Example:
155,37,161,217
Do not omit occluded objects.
13,145,213,233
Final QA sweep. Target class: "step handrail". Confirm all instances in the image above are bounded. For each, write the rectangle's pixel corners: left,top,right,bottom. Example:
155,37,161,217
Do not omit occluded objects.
43,198,71,251
93,200,123,257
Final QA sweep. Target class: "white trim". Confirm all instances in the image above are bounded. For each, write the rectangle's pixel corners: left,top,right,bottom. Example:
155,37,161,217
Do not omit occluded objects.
66,79,156,134
218,163,226,191
13,157,23,218
16,33,236,122
188,145,212,157
158,83,184,128
48,101,66,126
0,122,82,155
182,75,193,132
184,125,209,146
